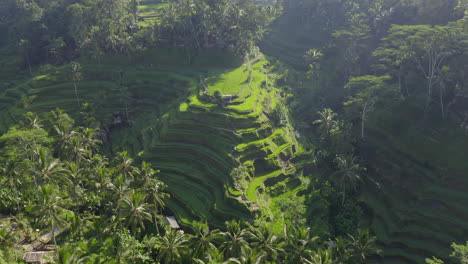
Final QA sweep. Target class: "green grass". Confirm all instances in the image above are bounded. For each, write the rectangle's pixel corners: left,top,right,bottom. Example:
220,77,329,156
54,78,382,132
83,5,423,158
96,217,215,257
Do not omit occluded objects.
246,170,283,202
359,101,468,264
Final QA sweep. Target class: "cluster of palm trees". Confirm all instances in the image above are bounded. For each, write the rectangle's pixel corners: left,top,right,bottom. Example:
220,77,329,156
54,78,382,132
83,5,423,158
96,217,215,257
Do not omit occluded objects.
0,111,169,261
55,219,380,264
157,0,276,57
0,110,380,264
146,220,380,264
314,109,364,205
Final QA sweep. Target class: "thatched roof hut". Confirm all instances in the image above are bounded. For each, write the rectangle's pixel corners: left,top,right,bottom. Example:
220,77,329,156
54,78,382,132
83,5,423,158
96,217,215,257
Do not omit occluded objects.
23,251,55,264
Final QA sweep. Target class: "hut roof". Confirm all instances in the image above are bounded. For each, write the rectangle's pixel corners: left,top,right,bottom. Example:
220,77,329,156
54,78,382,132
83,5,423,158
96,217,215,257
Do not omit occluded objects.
164,216,180,229
23,251,55,263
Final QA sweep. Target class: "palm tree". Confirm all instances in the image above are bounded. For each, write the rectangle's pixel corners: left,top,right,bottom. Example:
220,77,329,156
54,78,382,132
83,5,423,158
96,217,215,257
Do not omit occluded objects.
118,86,132,122
347,230,381,264
138,161,159,187
0,161,22,212
0,227,17,262
19,39,33,76
52,118,78,161
56,242,91,264
220,220,250,260
63,162,84,205
302,248,334,264
156,228,189,264
144,178,169,234
119,190,152,235
328,237,349,264
36,184,67,256
247,222,283,261
79,128,102,154
23,112,42,129
330,154,363,205
189,221,220,261
313,108,339,140
224,248,267,264
194,247,225,264
33,147,64,185
284,225,319,264
115,151,140,181
109,175,131,211
70,62,82,107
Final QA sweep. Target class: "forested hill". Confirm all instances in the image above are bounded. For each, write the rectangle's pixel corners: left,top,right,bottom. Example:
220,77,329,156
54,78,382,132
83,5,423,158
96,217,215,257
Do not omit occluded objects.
0,0,467,264
261,0,468,263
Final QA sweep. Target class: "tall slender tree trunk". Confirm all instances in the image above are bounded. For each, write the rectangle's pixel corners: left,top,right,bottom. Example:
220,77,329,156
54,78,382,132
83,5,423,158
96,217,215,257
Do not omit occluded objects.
398,74,402,97
51,222,59,259
342,186,346,206
361,106,367,139
25,52,33,76
440,82,445,118
425,78,433,113
73,78,80,107
125,101,129,122
154,211,160,235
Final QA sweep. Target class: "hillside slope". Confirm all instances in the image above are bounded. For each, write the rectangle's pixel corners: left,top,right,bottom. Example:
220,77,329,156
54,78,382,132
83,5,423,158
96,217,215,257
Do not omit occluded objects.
360,104,468,264
262,4,468,263
0,51,313,229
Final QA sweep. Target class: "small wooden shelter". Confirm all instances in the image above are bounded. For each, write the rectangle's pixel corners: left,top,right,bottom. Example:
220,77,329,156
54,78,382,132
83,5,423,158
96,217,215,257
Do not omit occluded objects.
164,216,180,229
222,95,233,103
23,251,55,264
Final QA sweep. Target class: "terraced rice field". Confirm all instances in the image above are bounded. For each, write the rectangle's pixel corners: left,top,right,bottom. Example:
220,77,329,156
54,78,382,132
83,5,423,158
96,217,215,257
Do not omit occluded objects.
137,59,310,227
138,0,168,27
362,105,468,264
0,55,310,230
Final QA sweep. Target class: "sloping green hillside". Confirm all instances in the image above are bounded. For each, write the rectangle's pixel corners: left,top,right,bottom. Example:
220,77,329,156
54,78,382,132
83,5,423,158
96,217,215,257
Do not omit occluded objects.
360,103,468,264
0,52,311,229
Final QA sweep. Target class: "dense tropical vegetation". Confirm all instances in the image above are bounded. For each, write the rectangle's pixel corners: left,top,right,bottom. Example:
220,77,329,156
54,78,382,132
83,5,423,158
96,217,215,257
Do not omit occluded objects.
0,0,467,263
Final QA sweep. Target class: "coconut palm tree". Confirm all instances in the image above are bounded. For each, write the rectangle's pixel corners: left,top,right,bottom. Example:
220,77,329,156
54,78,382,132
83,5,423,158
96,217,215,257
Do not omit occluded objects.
138,161,159,187
33,147,64,185
313,108,339,140
118,85,132,122
193,246,225,264
221,220,250,260
328,237,349,264
0,227,17,262
347,229,381,264
23,112,42,129
284,225,319,264
35,184,67,255
115,151,140,181
330,154,363,205
109,175,131,212
302,248,334,264
56,242,91,264
189,221,220,261
247,222,283,261
69,62,82,107
144,178,169,234
156,228,189,264
79,128,102,154
224,248,267,264
63,162,84,205
0,161,22,212
119,190,152,235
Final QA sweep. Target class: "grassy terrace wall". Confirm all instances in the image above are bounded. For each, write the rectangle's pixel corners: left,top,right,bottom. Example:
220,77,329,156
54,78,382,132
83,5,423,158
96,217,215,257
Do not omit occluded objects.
362,103,468,264
0,54,310,229
137,59,311,228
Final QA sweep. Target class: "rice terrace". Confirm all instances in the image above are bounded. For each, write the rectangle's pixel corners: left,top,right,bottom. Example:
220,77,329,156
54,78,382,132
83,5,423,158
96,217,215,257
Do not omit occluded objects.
0,0,467,263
